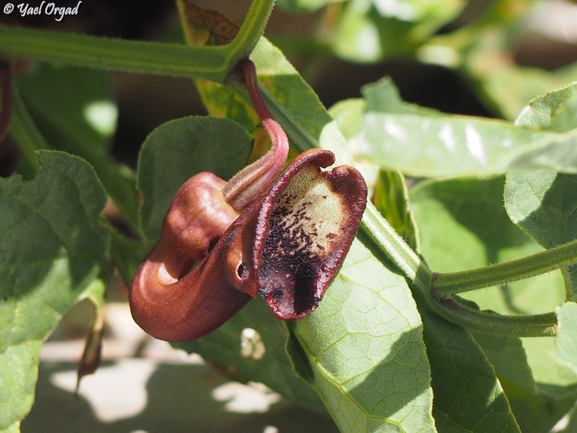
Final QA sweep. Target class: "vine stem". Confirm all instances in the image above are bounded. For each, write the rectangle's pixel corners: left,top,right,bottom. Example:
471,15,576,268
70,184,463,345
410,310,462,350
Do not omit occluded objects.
0,0,275,83
432,239,577,295
360,203,558,337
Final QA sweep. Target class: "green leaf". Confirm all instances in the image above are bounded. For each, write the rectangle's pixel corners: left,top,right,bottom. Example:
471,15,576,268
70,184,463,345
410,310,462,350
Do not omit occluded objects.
505,170,577,300
359,104,546,178
196,80,260,133
0,151,110,431
372,169,419,252
471,333,535,393
555,302,577,376
409,174,576,429
16,64,141,230
340,77,569,178
18,63,117,150
468,331,572,433
330,0,465,63
507,129,577,174
470,328,577,433
136,116,253,243
515,82,577,133
292,238,435,433
223,37,355,166
417,295,521,433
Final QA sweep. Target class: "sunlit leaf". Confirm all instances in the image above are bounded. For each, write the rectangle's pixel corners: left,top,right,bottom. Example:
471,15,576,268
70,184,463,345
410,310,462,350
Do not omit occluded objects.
515,82,577,133
292,238,435,433
340,77,559,177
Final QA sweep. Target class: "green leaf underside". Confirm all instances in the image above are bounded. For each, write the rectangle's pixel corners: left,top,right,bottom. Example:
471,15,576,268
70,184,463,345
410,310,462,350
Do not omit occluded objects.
136,116,253,243
292,238,435,433
505,170,577,301
0,151,109,431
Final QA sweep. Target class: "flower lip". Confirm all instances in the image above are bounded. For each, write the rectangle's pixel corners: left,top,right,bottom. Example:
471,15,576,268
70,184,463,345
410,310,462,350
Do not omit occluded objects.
254,149,368,320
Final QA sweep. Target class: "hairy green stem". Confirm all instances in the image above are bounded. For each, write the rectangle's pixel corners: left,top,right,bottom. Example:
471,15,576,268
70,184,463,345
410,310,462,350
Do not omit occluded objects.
433,239,577,295
430,295,557,337
360,202,558,336
0,26,229,81
0,0,275,83
361,202,430,288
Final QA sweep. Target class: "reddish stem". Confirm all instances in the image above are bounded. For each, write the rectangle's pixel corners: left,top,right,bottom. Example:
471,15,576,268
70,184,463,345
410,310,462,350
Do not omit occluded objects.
222,59,289,210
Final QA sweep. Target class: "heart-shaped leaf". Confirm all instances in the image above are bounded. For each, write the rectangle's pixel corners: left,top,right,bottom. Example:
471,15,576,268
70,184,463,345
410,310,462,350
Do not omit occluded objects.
0,151,109,432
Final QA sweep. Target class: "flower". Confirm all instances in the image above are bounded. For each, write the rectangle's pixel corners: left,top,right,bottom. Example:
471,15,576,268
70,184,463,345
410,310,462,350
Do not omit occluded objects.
129,60,367,341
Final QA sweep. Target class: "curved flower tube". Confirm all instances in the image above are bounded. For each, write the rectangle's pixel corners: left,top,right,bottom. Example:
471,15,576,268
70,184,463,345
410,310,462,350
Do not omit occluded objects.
129,59,368,341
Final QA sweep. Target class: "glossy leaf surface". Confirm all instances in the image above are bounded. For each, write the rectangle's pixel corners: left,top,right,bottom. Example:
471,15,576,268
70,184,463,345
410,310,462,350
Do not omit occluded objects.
348,78,555,177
